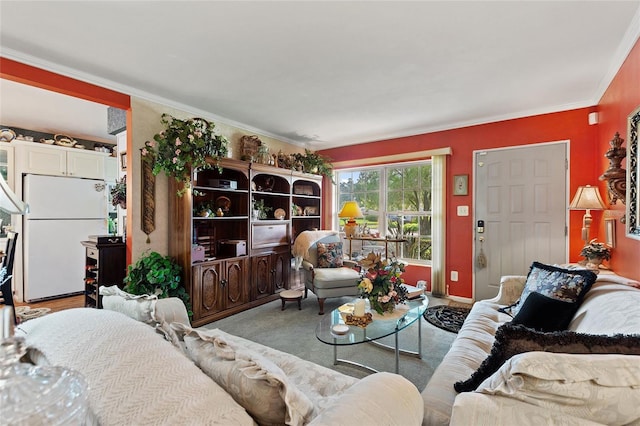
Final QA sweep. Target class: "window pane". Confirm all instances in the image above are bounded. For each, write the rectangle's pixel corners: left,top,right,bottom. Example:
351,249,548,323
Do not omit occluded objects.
387,168,403,191
336,163,431,263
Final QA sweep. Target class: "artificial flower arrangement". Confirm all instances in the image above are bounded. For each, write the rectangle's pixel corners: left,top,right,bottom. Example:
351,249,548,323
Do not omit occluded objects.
580,239,611,261
142,113,229,196
357,252,408,315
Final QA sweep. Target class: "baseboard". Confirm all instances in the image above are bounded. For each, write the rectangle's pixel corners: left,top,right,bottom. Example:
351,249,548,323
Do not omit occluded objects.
446,295,474,305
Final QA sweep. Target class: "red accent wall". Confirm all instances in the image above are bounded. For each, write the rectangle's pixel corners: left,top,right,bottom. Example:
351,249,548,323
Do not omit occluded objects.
322,39,640,298
596,39,640,280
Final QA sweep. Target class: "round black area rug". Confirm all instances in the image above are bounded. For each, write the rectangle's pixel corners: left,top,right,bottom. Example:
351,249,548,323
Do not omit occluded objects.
423,305,470,333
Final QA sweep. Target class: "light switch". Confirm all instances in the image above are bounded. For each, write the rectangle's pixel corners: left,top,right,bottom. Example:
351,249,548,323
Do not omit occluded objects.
457,205,469,216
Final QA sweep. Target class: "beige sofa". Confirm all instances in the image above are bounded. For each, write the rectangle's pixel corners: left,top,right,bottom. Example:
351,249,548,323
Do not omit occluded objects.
421,271,640,426
12,287,423,426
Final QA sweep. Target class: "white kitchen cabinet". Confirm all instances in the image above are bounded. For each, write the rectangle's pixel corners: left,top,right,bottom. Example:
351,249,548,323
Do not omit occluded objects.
14,141,107,179
104,157,118,182
67,150,105,179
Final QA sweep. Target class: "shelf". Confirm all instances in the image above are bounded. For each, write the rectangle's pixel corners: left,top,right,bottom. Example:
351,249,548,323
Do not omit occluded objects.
252,190,290,197
292,194,321,199
193,186,249,194
292,215,320,219
193,216,249,220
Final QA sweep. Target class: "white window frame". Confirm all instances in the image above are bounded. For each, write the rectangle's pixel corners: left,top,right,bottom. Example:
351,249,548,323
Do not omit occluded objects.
335,159,433,265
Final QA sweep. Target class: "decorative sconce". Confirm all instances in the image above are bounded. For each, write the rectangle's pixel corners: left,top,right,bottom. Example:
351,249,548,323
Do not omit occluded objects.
599,132,626,222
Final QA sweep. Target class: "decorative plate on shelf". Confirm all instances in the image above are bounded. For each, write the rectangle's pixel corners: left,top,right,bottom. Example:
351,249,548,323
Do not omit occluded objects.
0,128,16,142
215,196,231,213
54,134,76,147
274,208,286,220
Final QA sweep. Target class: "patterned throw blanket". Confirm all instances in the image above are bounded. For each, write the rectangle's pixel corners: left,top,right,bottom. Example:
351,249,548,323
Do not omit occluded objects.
291,230,338,269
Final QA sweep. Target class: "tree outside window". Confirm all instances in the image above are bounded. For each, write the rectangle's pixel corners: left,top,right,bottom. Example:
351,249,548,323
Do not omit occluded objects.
336,162,432,263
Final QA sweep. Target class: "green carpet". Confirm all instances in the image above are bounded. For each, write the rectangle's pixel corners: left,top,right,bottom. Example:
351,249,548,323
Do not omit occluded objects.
204,293,456,390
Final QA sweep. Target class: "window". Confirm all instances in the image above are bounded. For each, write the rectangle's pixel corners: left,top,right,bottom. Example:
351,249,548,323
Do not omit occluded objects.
336,161,432,264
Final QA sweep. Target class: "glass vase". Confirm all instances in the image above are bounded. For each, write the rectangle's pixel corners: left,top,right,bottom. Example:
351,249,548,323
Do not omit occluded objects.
1,313,89,425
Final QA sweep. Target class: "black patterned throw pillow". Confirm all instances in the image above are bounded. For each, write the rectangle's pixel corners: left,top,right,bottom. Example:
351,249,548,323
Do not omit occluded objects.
501,262,597,317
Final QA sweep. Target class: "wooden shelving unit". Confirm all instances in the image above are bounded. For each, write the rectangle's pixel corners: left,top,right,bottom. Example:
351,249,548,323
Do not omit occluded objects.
169,158,323,326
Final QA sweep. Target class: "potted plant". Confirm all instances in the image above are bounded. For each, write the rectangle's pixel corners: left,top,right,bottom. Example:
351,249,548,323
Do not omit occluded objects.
291,149,334,182
142,114,229,196
123,251,192,316
252,198,272,220
110,176,126,209
580,239,611,268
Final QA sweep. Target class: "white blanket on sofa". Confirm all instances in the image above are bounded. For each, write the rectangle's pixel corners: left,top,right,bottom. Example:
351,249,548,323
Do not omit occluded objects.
16,308,253,426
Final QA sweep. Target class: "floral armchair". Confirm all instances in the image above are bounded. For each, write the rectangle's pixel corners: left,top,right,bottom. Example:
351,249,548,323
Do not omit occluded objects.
295,232,360,314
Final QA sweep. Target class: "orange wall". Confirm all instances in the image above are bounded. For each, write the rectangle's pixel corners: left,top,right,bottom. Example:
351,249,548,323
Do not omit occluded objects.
321,39,640,298
596,39,640,280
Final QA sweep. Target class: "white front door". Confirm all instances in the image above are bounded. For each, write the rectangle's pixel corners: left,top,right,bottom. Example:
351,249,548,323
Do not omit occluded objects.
474,142,568,301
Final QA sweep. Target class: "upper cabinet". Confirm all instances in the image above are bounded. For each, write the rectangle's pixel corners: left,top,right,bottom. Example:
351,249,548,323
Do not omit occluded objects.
14,140,110,180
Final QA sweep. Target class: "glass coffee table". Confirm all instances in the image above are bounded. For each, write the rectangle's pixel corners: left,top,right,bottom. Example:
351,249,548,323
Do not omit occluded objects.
315,296,429,374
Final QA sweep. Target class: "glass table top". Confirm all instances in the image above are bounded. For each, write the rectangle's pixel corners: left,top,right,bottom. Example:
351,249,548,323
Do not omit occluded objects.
315,297,429,346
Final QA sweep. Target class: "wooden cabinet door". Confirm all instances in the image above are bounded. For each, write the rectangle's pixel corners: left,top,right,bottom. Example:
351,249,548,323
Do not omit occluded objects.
252,253,273,300
224,257,248,309
67,151,105,179
193,262,225,320
272,249,290,292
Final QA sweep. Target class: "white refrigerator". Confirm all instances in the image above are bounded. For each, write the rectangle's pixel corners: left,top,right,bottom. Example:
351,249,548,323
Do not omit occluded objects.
23,174,108,301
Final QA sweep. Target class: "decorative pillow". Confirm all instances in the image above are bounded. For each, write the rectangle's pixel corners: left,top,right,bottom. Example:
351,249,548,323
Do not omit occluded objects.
477,352,640,425
171,324,314,425
99,285,158,324
511,291,578,332
503,262,597,317
316,242,344,268
454,323,640,393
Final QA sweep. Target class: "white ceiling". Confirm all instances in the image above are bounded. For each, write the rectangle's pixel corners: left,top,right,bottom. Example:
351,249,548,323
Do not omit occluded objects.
1,1,639,149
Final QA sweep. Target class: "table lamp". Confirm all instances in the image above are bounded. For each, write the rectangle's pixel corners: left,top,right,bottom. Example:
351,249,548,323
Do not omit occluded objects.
569,185,606,245
338,201,363,238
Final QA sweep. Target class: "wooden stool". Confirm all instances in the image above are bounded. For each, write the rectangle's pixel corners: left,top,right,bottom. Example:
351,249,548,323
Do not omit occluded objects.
280,289,303,311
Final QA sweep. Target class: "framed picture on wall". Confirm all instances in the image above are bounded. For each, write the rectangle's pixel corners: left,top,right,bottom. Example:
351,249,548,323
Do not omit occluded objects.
120,152,127,171
453,174,468,196
605,218,616,248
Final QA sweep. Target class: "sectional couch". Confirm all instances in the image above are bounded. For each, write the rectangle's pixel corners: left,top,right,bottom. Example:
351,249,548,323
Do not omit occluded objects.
422,267,640,426
11,287,423,426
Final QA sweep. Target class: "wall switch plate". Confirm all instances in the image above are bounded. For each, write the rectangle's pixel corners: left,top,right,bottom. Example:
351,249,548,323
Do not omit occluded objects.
457,205,469,216
450,271,459,281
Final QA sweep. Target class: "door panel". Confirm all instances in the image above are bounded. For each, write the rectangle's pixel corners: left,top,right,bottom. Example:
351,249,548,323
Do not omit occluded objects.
225,258,247,308
474,143,567,301
252,254,272,299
